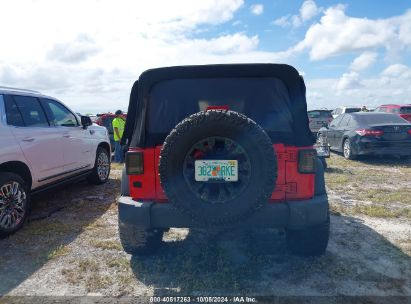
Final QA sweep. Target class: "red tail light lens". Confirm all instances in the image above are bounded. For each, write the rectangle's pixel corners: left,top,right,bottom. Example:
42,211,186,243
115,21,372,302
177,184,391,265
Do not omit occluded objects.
355,129,384,136
126,151,144,175
298,149,317,174
407,129,411,135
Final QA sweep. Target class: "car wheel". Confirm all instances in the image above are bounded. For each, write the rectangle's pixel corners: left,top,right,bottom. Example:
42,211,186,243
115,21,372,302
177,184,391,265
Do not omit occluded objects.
286,213,330,257
120,167,129,196
343,138,356,160
0,173,30,239
88,147,111,185
159,110,277,226
118,219,164,255
319,157,327,170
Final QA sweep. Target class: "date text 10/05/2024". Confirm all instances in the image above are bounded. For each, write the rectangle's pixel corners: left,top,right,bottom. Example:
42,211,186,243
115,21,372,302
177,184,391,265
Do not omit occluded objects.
149,296,257,303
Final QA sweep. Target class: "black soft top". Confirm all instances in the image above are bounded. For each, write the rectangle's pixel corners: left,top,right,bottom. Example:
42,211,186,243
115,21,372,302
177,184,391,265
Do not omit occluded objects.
123,64,314,147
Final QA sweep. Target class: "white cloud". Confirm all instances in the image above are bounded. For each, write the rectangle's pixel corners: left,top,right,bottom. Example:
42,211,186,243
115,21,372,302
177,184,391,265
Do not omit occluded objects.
273,15,291,27
349,52,378,72
306,64,411,109
382,64,411,78
273,0,321,28
300,0,322,22
293,5,411,60
47,34,100,64
250,4,264,16
0,0,296,113
334,71,363,92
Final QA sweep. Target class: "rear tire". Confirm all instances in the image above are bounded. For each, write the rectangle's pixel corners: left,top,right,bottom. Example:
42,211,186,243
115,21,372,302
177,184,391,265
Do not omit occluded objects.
120,167,130,196
159,110,277,226
319,157,327,170
343,138,356,160
118,220,164,255
88,147,111,185
0,173,30,239
286,213,330,257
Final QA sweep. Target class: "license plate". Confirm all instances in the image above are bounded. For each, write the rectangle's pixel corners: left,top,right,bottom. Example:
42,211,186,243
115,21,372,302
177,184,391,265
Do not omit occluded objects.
195,160,238,182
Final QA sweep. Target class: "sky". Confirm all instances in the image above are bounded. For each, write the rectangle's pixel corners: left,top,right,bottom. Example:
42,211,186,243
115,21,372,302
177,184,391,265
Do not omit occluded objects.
0,0,411,113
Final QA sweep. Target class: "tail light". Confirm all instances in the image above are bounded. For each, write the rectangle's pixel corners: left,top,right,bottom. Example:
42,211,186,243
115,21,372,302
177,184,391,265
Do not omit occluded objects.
126,151,144,175
298,149,317,174
407,129,411,135
355,129,384,136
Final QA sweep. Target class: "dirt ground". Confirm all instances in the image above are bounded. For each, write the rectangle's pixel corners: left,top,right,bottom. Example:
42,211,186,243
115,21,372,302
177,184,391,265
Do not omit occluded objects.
0,156,410,298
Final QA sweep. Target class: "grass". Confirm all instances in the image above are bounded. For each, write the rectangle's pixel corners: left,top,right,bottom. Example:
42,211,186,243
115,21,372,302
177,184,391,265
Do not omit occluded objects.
61,268,84,285
78,259,99,273
352,205,404,218
63,258,114,291
325,153,411,218
111,163,124,170
330,202,411,219
47,245,71,260
107,257,130,270
85,273,113,291
355,188,411,205
325,174,349,186
91,239,122,251
26,221,74,237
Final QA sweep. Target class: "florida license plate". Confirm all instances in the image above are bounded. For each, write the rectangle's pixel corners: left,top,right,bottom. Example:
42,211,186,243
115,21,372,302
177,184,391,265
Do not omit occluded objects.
195,160,238,182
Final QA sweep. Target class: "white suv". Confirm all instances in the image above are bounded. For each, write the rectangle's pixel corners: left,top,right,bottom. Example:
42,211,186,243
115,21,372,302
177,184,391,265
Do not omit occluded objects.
0,87,111,237
331,106,361,118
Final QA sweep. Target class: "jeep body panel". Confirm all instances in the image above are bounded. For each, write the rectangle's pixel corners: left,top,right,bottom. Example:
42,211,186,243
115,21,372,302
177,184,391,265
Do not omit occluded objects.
127,143,315,202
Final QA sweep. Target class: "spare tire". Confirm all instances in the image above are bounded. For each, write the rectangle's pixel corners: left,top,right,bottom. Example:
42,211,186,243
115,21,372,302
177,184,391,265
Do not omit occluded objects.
159,110,277,225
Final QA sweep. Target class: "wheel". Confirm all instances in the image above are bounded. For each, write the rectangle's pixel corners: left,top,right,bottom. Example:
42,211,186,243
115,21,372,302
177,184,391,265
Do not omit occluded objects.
0,172,30,238
286,213,330,257
88,147,111,185
343,138,356,160
118,219,164,255
319,157,327,170
159,110,277,226
120,167,130,196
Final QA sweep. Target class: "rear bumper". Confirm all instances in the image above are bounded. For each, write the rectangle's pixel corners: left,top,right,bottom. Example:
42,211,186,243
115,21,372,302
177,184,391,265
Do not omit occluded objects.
350,137,411,156
118,194,329,230
355,142,411,156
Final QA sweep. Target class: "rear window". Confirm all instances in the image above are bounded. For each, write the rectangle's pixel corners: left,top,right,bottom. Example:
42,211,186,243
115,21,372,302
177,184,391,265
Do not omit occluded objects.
308,111,332,118
148,78,293,135
399,106,411,114
355,114,409,125
102,116,114,134
345,108,361,113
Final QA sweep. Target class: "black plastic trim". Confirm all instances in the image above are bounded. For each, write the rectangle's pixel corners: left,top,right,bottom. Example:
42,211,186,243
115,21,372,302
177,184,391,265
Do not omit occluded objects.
32,170,92,195
118,194,329,230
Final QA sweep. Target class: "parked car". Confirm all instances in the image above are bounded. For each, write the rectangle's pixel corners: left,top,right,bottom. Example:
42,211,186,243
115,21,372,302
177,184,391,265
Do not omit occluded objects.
318,112,411,159
96,113,126,151
0,87,111,238
331,106,361,118
88,114,98,123
118,64,329,257
307,110,333,135
375,104,411,122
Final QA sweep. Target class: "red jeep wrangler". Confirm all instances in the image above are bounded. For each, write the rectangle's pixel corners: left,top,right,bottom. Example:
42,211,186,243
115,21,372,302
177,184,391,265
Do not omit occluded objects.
118,64,329,256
